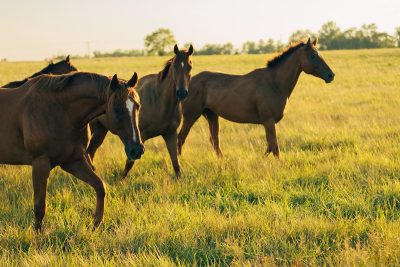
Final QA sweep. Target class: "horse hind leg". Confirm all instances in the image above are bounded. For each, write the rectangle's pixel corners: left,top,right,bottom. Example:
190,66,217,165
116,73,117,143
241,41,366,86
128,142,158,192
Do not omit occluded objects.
203,109,223,157
163,132,181,177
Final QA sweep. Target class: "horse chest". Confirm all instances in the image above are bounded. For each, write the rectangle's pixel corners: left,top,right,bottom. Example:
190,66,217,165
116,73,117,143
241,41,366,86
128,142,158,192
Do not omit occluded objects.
141,106,181,140
257,93,287,123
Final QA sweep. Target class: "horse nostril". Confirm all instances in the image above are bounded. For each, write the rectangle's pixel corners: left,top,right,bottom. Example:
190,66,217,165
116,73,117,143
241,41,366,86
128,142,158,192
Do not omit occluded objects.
176,89,188,100
139,144,145,154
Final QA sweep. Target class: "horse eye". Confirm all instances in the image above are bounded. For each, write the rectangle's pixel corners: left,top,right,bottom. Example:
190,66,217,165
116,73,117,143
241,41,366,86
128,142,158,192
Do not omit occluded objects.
310,54,317,60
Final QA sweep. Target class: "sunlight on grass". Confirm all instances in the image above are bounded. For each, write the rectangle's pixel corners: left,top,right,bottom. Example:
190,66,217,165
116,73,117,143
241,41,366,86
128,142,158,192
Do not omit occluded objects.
0,49,400,265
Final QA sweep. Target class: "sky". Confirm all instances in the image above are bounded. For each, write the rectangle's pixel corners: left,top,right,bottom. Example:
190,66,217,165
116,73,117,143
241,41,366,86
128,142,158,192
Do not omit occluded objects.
0,0,399,61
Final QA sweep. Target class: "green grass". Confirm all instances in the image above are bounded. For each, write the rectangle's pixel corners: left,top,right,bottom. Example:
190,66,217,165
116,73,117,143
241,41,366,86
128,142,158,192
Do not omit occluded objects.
0,49,400,266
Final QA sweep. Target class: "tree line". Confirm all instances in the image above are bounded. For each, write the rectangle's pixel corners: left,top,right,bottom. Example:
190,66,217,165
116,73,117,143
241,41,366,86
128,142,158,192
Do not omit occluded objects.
89,22,400,58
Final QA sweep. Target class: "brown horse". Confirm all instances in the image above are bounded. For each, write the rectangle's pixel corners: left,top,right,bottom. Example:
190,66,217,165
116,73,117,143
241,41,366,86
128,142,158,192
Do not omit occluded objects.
178,38,334,157
0,71,143,231
2,55,78,88
87,44,193,178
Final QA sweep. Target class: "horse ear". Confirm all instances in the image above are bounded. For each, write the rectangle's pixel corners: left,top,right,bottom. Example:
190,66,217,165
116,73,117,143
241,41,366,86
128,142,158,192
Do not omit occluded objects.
66,55,70,63
312,38,318,46
49,60,54,65
110,74,120,92
306,38,311,46
174,44,179,55
127,72,138,88
188,44,194,55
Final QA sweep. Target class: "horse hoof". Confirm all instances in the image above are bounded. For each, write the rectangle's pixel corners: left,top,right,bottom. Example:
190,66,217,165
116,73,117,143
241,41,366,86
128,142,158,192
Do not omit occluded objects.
174,171,181,179
34,222,44,233
93,219,102,229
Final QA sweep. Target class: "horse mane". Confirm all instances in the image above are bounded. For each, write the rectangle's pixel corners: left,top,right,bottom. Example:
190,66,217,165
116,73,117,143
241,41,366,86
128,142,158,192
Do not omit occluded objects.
23,72,111,101
129,89,141,108
267,41,306,68
158,57,174,81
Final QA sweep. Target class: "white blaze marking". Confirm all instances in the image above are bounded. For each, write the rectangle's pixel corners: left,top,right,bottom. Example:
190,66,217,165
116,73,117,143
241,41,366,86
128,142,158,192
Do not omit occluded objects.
181,62,184,68
125,99,137,142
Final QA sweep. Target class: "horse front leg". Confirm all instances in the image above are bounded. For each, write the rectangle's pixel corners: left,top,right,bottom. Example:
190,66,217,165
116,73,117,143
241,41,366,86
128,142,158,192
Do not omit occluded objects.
61,157,106,228
32,156,52,232
263,119,279,158
120,159,135,180
87,120,109,162
163,132,181,177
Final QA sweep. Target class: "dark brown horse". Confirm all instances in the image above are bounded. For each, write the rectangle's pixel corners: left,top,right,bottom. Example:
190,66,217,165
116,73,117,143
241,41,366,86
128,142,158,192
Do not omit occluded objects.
178,38,334,157
87,44,193,178
0,71,143,230
2,55,78,88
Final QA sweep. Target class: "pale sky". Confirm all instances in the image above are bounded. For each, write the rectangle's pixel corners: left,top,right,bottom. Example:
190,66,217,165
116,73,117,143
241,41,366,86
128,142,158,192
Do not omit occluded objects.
0,0,399,61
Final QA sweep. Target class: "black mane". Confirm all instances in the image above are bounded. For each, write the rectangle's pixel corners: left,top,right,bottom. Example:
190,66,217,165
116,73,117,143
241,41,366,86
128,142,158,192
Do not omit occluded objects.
158,57,174,81
267,42,305,68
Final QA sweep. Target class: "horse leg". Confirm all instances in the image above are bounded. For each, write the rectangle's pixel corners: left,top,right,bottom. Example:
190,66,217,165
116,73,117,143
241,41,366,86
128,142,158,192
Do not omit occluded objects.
263,119,279,158
203,110,223,157
177,114,201,155
87,121,108,161
83,151,95,171
61,158,106,228
120,160,135,180
32,156,52,231
163,131,181,177
81,126,95,171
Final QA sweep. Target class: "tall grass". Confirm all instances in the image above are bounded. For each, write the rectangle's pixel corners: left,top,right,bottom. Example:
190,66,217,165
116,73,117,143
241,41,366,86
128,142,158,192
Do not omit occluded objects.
0,49,399,266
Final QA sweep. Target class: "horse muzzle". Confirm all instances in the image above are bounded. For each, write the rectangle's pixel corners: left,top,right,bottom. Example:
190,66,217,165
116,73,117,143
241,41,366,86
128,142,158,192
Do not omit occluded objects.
324,72,335,84
125,142,145,160
176,88,188,101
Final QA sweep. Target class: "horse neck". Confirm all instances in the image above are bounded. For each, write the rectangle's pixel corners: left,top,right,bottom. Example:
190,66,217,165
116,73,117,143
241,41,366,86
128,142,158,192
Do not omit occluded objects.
270,51,302,98
159,67,179,110
29,67,48,78
64,80,108,128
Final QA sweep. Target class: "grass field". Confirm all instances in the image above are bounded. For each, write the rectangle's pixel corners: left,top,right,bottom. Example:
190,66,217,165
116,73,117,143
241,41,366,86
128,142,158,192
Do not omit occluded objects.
0,48,400,266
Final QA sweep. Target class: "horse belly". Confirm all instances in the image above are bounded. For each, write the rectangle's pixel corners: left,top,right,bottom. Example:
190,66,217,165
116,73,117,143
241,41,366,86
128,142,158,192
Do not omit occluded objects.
208,94,260,124
0,133,33,165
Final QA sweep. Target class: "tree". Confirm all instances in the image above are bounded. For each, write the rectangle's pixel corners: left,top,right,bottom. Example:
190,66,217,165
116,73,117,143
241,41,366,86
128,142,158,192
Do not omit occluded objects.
197,43,235,55
221,43,234,54
144,28,177,56
318,21,342,50
288,29,316,44
242,41,259,54
258,38,277,53
395,27,400,47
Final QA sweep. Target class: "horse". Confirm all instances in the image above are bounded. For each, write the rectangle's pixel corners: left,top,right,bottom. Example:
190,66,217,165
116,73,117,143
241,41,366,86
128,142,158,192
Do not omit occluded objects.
2,55,77,88
87,44,194,178
0,71,143,231
177,38,334,158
